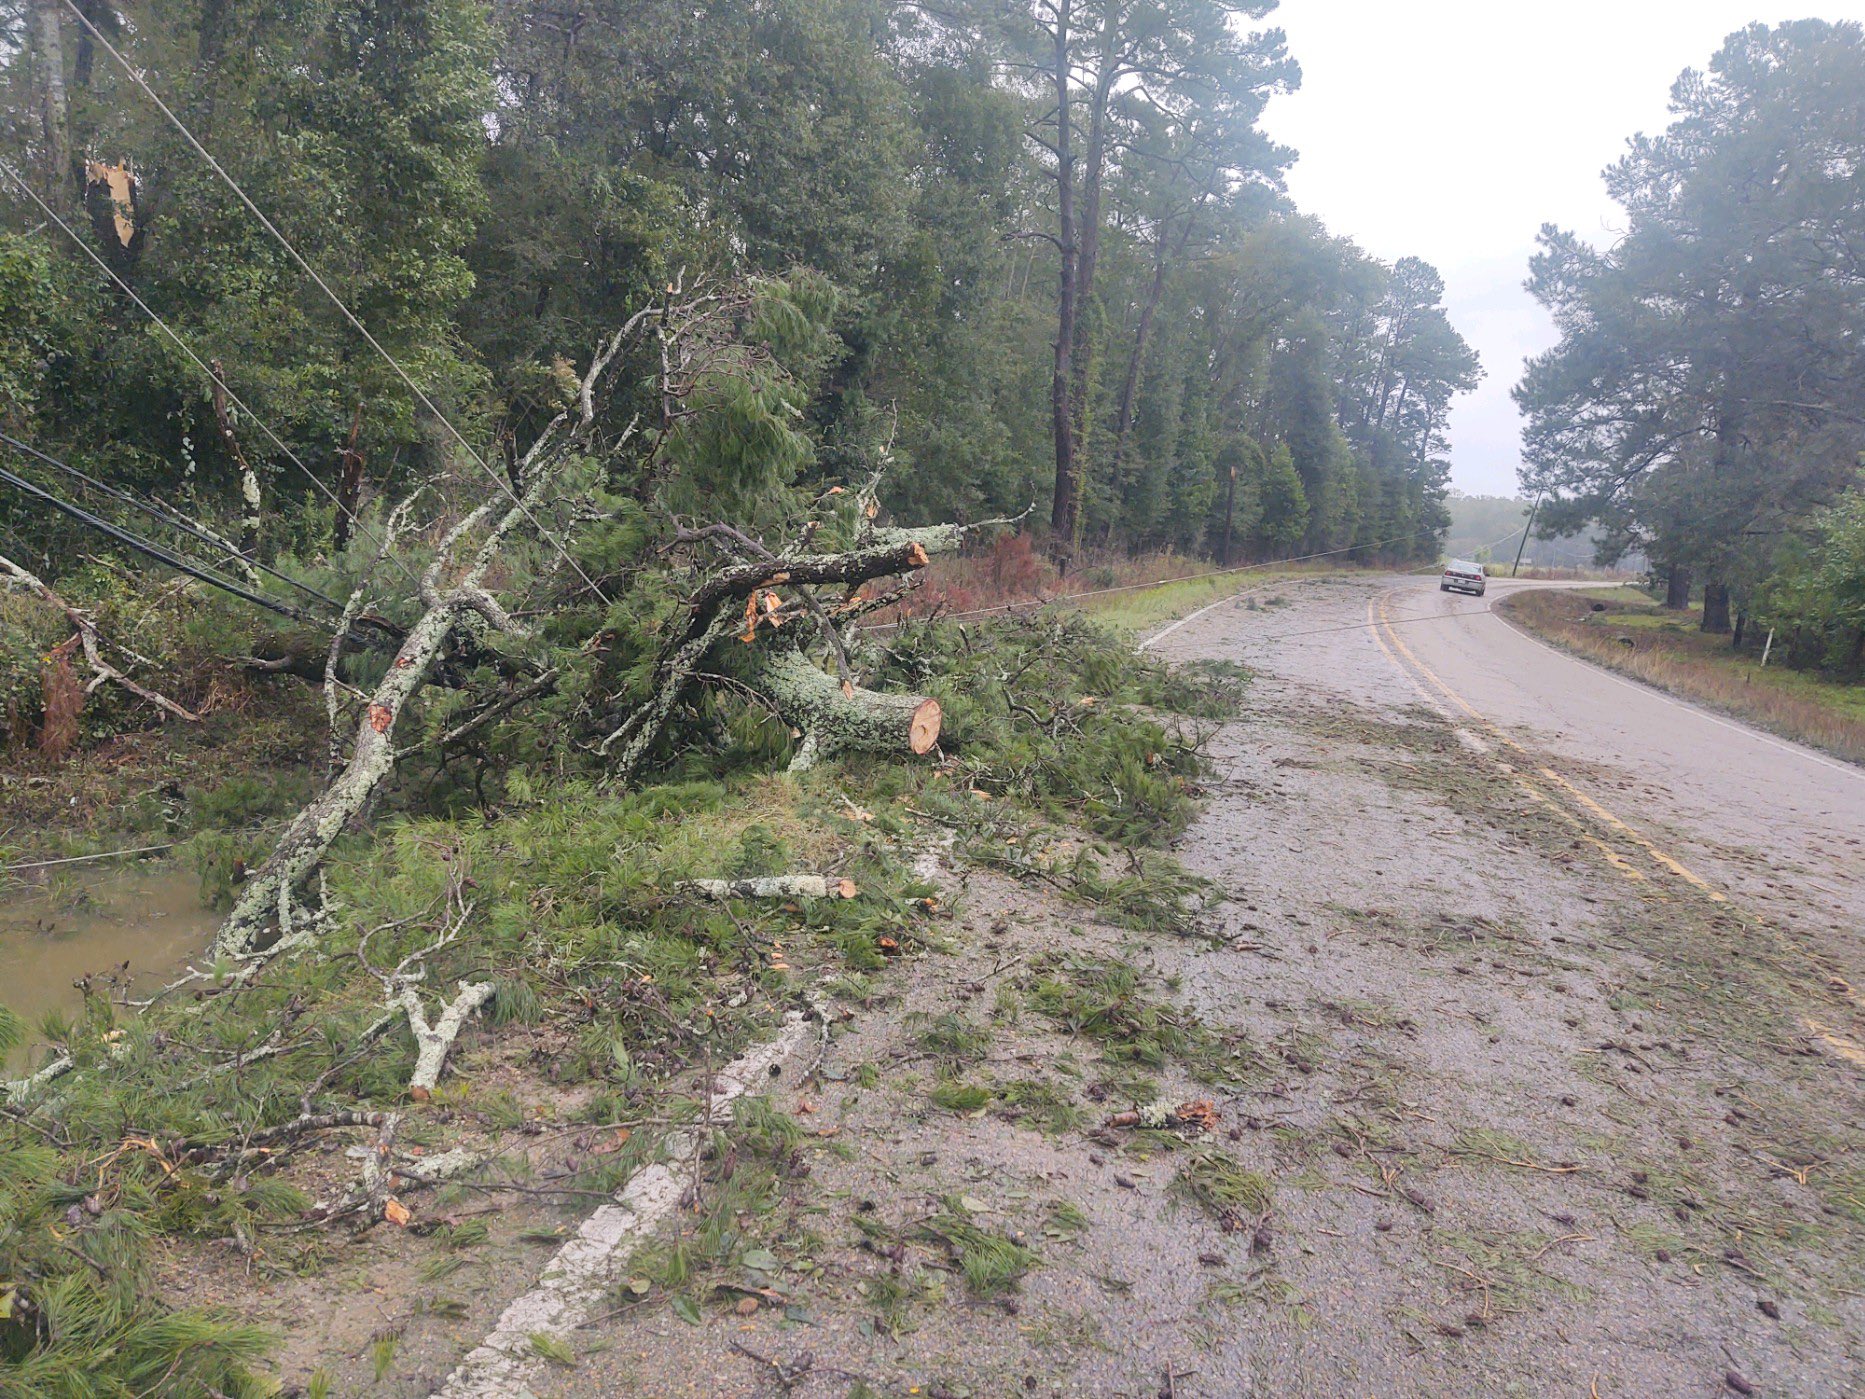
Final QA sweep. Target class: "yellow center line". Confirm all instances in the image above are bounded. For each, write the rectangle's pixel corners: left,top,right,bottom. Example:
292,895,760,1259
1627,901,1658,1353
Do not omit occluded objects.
1373,590,1725,901
1364,593,1646,887
1532,765,1725,900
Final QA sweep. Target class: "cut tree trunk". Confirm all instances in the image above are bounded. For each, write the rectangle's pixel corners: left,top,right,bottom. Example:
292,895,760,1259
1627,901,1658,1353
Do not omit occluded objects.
749,644,940,772
1700,580,1732,634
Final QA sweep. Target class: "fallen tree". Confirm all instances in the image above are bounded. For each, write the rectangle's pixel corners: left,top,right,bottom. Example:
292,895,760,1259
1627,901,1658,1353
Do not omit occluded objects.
212,276,1024,966
212,317,645,961
605,505,1023,778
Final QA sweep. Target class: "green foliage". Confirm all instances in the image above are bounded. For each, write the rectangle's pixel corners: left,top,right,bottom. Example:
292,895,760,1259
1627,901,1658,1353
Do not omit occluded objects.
1174,1148,1274,1223
1024,955,1211,1071
919,1204,1038,1298
1753,484,1865,672
881,612,1241,846
1517,21,1865,648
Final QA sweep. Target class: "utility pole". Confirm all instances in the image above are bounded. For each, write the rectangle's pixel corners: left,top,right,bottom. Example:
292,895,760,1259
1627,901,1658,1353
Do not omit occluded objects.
1510,491,1542,578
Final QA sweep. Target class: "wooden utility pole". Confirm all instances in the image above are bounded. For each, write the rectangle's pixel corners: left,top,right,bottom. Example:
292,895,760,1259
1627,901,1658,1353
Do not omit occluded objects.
1510,491,1542,577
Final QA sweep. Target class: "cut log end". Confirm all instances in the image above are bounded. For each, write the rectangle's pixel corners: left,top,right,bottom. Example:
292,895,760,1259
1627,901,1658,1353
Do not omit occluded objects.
908,697,942,755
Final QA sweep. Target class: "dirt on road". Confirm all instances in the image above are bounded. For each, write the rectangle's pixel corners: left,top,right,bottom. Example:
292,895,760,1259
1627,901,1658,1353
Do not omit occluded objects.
266,574,1864,1398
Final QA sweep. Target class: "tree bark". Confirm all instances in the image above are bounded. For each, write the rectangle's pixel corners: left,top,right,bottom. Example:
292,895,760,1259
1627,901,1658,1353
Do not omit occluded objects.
1663,566,1691,610
210,360,263,564
70,0,115,89
31,0,70,215
747,643,940,772
1047,4,1080,555
677,875,858,901
399,980,495,1100
1110,202,1201,479
332,402,367,553
1219,463,1238,567
1700,579,1732,634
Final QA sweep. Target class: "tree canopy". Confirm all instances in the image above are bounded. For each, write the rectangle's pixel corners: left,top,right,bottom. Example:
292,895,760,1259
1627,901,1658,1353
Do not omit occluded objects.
1516,19,1865,653
1,0,1476,575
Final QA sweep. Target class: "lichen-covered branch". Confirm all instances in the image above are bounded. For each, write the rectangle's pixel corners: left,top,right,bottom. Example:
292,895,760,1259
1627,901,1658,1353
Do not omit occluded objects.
676,875,859,900
747,642,942,771
608,495,994,777
397,979,495,1100
213,326,645,961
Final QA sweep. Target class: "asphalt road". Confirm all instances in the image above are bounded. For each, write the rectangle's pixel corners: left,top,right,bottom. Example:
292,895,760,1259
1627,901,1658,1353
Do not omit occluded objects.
1179,572,1865,943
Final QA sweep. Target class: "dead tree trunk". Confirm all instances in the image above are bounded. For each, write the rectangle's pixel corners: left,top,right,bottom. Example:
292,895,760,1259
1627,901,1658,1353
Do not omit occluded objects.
214,321,644,961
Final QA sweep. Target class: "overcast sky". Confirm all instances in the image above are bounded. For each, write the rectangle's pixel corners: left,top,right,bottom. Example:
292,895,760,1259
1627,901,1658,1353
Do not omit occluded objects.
1258,0,1865,499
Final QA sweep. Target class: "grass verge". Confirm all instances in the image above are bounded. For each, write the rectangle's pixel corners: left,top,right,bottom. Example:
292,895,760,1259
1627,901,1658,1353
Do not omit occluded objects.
0,608,1243,1392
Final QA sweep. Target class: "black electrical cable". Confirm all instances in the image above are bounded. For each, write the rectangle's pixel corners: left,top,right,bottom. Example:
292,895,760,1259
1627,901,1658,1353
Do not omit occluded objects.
0,458,320,625
0,430,345,612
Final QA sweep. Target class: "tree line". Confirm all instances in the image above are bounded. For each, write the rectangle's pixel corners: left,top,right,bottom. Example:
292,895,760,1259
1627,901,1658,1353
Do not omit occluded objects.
0,0,1478,577
1516,19,1865,672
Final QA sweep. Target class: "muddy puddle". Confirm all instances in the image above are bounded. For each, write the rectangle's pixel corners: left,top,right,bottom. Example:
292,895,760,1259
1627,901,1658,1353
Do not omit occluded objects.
0,863,214,1072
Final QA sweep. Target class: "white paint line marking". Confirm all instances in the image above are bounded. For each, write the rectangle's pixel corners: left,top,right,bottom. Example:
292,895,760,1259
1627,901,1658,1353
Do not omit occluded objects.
1139,583,1263,650
432,1012,818,1399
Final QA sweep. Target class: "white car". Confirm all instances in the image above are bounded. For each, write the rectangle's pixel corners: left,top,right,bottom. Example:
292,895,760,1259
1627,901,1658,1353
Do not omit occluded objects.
1441,560,1487,596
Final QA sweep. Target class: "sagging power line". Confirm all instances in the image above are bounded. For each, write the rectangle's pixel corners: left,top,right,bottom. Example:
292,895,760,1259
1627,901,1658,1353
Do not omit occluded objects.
0,430,345,613
55,0,613,607
0,450,323,626
0,156,422,589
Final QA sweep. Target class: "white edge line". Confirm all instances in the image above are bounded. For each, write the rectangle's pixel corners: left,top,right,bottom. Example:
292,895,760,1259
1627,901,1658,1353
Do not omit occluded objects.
1486,593,1863,783
1139,582,1265,650
431,1011,818,1399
